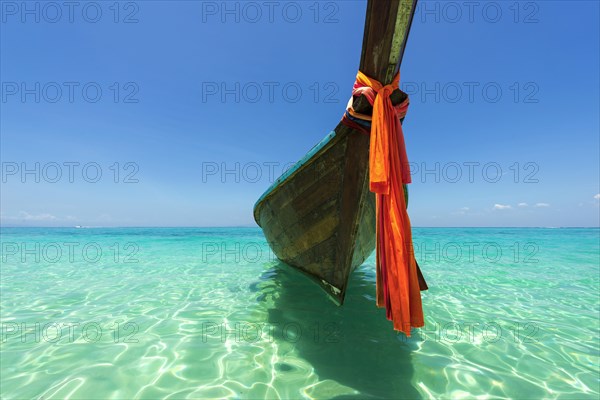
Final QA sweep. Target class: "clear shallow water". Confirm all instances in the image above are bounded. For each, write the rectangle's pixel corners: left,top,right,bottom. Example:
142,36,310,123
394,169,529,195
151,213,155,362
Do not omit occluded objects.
0,227,598,399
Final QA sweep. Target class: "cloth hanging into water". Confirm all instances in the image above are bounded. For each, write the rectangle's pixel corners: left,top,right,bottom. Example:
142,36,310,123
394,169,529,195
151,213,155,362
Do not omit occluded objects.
341,71,424,336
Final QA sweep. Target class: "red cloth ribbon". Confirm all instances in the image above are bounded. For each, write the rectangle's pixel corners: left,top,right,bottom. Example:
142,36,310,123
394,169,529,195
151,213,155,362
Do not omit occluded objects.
343,71,424,336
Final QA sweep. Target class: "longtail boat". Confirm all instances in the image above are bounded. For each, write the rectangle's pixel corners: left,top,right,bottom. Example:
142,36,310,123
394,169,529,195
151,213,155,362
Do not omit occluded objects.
254,0,427,333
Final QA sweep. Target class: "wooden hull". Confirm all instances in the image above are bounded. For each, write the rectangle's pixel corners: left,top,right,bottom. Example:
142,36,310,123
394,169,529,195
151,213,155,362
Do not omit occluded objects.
254,123,374,304
253,0,418,304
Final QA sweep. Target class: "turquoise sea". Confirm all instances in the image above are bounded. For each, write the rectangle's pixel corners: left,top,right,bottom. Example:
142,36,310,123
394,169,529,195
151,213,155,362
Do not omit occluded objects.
0,227,598,399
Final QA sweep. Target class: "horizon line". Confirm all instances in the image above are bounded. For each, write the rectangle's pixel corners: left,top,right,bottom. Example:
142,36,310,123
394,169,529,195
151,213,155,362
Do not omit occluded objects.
1,225,599,229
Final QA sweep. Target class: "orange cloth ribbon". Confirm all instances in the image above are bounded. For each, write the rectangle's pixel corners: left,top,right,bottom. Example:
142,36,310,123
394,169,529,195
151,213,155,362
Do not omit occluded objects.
352,71,424,336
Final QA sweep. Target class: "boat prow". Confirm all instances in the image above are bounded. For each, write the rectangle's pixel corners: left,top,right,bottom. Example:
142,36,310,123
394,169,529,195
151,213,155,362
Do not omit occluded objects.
254,0,419,304
254,125,376,304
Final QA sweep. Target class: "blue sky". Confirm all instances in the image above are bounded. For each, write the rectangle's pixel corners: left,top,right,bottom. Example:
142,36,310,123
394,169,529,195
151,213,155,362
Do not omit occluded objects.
1,0,598,227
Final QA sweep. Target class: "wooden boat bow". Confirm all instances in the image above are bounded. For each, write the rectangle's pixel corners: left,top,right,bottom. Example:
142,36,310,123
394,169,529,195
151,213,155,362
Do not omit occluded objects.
254,0,420,305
